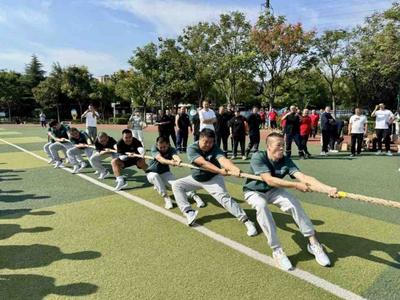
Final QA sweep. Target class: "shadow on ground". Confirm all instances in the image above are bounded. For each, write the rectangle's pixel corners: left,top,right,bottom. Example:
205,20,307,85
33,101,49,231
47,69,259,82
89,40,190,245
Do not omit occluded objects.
0,244,101,270
0,274,98,300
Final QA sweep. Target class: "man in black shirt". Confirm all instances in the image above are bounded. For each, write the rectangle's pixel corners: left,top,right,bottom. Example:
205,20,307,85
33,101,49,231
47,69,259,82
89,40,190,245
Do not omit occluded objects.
215,106,230,157
166,109,177,147
89,132,118,179
228,109,247,159
155,110,169,137
191,107,201,142
281,105,303,158
67,127,93,174
175,106,192,152
245,106,262,158
226,104,235,152
320,106,336,155
111,129,148,191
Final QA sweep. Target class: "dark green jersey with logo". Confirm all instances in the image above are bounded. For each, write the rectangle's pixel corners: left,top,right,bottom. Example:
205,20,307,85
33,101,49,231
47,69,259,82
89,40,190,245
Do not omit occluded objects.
187,142,225,182
243,151,299,192
146,144,177,174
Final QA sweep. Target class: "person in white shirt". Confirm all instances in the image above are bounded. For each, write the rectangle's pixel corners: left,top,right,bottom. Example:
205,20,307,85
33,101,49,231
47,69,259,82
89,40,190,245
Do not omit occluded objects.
81,104,100,140
128,110,146,148
199,100,216,131
39,111,46,128
371,103,394,155
348,108,368,157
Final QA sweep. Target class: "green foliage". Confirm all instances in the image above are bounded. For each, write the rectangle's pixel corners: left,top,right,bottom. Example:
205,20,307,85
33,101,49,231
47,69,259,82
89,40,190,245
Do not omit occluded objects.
252,12,315,108
0,71,24,121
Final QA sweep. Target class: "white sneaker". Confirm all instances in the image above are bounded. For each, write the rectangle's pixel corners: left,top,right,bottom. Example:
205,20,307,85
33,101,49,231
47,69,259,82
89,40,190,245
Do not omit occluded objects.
54,161,64,168
114,179,128,191
307,243,331,267
185,210,198,226
164,197,174,209
244,220,257,236
98,170,110,180
329,149,338,153
47,158,55,164
78,161,87,171
386,151,393,156
242,156,247,160
375,150,382,155
72,165,80,174
272,248,293,271
94,170,99,175
320,151,327,156
231,155,237,159
192,195,205,208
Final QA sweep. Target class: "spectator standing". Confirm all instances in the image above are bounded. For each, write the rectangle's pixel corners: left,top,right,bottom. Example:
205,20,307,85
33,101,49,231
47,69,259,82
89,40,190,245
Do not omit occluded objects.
320,106,336,156
155,110,169,137
299,109,312,159
81,104,99,140
128,110,146,147
348,108,368,157
165,109,177,147
199,100,216,131
281,105,303,158
215,106,230,156
229,109,247,160
245,106,262,158
175,106,192,153
39,111,46,128
309,109,319,138
371,103,394,155
259,108,266,129
268,108,278,129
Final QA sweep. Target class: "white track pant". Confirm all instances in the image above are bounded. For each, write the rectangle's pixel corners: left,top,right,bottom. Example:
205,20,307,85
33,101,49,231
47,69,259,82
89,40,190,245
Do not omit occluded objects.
146,171,196,199
131,129,144,146
89,152,118,173
48,142,73,161
244,189,315,250
66,147,93,166
172,174,248,222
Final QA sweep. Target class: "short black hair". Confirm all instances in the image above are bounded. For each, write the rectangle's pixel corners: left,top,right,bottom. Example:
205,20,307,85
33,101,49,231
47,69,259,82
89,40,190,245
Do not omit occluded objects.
156,136,170,144
69,127,79,134
122,129,132,135
49,120,58,127
266,131,284,146
199,128,215,140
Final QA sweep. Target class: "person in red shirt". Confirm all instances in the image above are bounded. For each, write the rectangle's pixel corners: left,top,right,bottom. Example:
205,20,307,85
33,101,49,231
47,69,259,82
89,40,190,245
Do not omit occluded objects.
309,109,320,138
268,108,278,129
259,108,266,129
280,109,289,131
300,108,312,159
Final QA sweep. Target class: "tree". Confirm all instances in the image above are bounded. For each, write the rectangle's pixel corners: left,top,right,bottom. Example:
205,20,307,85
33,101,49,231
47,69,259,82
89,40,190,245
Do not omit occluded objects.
24,55,46,89
344,3,400,110
179,22,218,104
158,38,193,107
61,66,93,116
313,30,348,115
127,43,161,113
213,11,255,106
0,71,24,122
32,63,65,122
251,12,314,109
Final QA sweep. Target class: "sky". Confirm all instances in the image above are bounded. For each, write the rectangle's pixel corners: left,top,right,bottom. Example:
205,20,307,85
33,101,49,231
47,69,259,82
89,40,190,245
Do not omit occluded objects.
0,0,394,76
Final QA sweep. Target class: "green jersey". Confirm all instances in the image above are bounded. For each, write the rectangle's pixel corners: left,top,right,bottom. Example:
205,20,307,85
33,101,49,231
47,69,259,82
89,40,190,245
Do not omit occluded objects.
187,142,225,182
146,144,177,174
48,125,69,143
243,151,299,193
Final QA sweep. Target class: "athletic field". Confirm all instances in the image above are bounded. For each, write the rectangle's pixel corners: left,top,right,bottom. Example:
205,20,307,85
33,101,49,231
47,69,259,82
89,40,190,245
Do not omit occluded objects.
0,125,399,299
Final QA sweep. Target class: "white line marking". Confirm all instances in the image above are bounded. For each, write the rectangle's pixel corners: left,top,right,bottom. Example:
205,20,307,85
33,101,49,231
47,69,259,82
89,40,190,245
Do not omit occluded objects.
0,138,365,300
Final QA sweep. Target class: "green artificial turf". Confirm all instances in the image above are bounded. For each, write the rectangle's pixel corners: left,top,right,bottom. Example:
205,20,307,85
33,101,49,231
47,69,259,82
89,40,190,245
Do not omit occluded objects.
0,125,399,299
